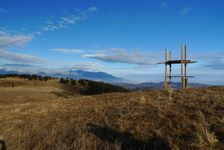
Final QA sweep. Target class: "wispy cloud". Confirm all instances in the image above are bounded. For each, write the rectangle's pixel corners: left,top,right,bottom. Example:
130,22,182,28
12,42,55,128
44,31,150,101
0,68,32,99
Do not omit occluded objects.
1,63,35,67
42,23,58,31
198,52,224,70
51,48,84,54
0,7,99,72
0,49,45,64
189,51,224,70
87,7,98,12
0,31,32,48
39,6,98,33
0,30,41,64
0,8,8,13
83,48,160,65
181,6,192,16
205,59,224,70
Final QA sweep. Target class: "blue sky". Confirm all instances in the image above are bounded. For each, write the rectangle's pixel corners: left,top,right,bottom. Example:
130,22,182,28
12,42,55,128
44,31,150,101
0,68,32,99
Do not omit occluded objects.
0,0,224,84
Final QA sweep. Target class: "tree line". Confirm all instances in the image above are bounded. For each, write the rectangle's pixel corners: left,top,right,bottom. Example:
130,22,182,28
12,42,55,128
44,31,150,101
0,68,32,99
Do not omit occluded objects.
59,78,129,95
0,74,53,81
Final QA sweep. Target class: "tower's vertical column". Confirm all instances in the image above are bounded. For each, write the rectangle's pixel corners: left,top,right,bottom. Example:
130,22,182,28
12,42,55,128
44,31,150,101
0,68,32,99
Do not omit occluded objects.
184,44,188,88
164,49,168,89
169,50,172,89
181,44,184,88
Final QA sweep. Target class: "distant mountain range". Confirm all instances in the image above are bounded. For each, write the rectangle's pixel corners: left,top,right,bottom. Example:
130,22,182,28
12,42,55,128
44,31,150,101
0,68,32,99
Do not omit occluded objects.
116,82,210,90
0,69,19,75
0,69,210,89
0,69,125,83
50,70,126,83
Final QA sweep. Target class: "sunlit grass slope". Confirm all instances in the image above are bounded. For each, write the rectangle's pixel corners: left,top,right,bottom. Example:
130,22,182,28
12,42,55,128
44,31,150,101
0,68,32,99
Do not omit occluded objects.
0,78,224,150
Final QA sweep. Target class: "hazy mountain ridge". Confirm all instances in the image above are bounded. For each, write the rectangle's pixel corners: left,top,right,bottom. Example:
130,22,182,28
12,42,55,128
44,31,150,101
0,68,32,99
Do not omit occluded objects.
0,69,125,83
0,69,211,87
0,69,19,75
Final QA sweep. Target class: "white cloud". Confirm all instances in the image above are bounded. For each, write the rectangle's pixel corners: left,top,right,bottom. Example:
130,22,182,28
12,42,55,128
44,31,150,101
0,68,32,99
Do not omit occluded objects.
0,31,32,48
0,49,45,64
183,51,224,71
58,15,81,28
51,48,84,54
61,16,77,24
181,6,192,16
0,30,43,66
205,58,224,69
83,48,160,65
197,52,224,70
41,6,98,32
87,6,98,12
42,24,58,31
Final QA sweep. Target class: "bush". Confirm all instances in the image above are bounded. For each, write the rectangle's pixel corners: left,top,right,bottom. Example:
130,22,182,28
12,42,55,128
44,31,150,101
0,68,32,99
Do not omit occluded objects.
59,78,69,84
70,79,77,85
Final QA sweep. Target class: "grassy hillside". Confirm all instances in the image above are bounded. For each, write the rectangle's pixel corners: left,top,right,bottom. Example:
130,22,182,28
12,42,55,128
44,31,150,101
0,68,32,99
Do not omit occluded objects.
0,77,224,150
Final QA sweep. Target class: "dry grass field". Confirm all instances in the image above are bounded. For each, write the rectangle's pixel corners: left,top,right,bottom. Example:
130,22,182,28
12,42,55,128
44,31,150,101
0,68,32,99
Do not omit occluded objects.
0,77,224,150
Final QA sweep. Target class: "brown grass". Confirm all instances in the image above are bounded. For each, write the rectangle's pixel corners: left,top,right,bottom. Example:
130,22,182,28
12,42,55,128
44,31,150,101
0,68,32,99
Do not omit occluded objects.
0,78,224,149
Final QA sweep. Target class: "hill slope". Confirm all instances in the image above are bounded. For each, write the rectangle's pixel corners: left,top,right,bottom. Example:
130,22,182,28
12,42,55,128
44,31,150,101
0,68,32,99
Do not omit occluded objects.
0,78,223,150
117,82,209,90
